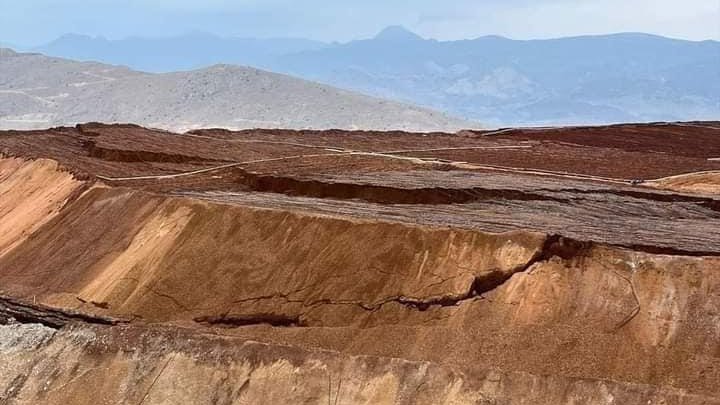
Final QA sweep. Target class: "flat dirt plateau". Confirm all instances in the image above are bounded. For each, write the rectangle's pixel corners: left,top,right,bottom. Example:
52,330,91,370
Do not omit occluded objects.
1,121,720,404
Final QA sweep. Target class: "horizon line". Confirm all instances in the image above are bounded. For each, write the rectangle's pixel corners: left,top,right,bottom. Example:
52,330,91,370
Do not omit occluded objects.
4,27,719,49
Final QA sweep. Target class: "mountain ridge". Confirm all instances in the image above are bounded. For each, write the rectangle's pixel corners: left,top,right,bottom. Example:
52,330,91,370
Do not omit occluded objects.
9,28,720,126
374,25,425,42
276,29,720,126
0,49,473,132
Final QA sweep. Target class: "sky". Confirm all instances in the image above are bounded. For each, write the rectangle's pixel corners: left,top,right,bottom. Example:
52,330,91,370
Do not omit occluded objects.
1,0,718,46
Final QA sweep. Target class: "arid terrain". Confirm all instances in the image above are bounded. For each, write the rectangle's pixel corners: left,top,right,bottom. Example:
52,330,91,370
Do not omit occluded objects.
1,121,720,404
0,48,472,132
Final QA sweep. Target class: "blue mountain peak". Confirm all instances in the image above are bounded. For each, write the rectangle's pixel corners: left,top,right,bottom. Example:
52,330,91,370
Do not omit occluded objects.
374,26,423,42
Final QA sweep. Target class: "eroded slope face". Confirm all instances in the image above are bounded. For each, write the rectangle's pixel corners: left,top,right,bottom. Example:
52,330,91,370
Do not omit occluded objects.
1,122,720,404
2,322,717,405
0,185,546,323
0,158,84,257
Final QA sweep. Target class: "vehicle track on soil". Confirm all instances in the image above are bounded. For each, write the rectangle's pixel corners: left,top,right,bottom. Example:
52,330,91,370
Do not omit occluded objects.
647,170,720,183
93,147,641,185
94,134,719,188
95,153,344,181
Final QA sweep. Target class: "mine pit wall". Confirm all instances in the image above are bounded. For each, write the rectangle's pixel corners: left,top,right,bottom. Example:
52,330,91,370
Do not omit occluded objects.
0,157,719,399
1,322,715,405
0,157,85,257
0,183,549,325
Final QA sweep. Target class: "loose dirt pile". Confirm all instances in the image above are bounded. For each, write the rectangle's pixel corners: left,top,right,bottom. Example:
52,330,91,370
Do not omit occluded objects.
649,171,720,195
0,122,719,404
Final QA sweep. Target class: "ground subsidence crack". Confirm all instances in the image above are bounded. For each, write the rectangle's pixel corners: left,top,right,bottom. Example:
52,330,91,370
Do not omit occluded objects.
191,234,592,328
0,293,129,329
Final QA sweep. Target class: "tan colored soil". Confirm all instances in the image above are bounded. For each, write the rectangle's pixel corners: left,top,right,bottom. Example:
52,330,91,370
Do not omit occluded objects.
0,158,83,257
650,171,720,195
1,122,719,404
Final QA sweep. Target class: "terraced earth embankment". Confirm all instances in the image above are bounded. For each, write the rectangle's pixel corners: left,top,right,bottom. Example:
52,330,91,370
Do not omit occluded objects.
1,122,720,404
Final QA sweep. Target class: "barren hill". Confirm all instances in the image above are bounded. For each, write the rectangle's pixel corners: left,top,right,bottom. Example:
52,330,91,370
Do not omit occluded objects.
0,49,473,132
1,122,720,403
34,29,719,126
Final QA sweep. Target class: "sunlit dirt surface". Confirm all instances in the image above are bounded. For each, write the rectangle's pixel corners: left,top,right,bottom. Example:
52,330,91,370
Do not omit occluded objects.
1,122,719,404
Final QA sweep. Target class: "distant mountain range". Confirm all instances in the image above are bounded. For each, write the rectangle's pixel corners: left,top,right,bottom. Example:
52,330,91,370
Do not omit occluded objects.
0,49,470,132
34,32,327,73
279,27,720,126
14,27,720,126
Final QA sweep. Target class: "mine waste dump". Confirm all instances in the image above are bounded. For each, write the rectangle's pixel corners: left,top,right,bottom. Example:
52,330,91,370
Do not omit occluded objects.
0,121,719,404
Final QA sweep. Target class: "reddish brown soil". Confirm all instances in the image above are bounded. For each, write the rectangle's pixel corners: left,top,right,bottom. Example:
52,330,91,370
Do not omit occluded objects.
3,122,719,180
1,121,720,403
2,121,719,255
480,122,720,158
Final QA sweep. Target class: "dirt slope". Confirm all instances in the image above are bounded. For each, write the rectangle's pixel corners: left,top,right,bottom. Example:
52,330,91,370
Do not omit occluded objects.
0,158,84,256
649,171,720,195
1,122,719,403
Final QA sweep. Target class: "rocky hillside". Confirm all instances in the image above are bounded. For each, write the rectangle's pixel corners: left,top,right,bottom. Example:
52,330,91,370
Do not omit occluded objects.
0,49,473,132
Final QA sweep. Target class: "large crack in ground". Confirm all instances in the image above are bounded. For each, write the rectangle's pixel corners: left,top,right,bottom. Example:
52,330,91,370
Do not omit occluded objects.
239,170,720,213
0,293,128,329
194,313,304,328
548,187,720,213
189,234,592,328
0,233,701,331
380,234,591,311
238,171,571,205
83,140,231,165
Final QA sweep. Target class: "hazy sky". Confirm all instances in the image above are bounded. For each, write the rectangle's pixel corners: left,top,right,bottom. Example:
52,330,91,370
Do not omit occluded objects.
1,0,718,45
